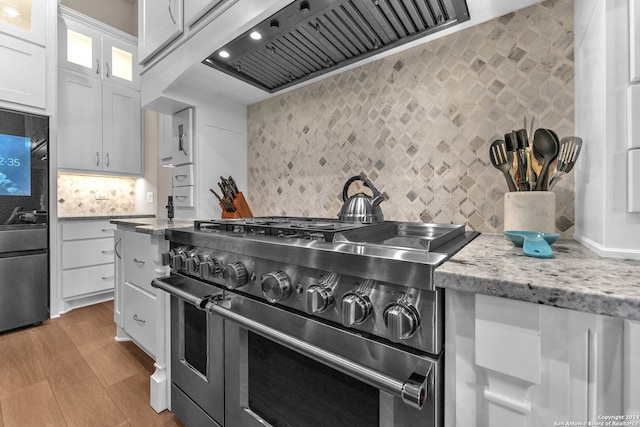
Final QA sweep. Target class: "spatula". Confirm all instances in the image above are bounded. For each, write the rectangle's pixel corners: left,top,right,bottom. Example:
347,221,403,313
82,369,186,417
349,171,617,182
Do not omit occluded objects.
489,139,517,192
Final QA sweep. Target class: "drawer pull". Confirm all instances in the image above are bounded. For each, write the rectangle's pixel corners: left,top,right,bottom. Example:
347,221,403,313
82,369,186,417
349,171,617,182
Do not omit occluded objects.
133,314,145,324
133,258,146,265
175,174,188,181
101,276,115,280
101,250,115,254
101,229,115,233
175,195,187,201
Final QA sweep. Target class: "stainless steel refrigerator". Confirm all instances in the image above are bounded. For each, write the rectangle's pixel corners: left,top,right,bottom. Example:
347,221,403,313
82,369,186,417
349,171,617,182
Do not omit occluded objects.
0,108,49,333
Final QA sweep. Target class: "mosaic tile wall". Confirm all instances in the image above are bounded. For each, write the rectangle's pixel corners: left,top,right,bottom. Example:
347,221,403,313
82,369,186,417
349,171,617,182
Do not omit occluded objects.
247,0,575,235
57,174,136,216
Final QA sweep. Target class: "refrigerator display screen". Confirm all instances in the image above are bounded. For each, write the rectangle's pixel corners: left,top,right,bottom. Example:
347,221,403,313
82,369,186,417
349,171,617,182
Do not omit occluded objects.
0,133,31,196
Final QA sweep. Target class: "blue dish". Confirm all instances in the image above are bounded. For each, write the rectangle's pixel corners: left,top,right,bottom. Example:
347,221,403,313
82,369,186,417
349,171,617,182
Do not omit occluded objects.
504,230,560,259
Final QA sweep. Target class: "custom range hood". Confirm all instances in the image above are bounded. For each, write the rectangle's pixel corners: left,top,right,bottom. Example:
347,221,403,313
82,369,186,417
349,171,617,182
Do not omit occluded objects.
203,0,470,93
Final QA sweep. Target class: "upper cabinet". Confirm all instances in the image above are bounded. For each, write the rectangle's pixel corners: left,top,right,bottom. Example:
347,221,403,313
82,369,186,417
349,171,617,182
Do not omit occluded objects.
0,0,48,110
57,7,142,176
0,0,46,45
59,12,139,89
184,0,224,27
138,0,184,63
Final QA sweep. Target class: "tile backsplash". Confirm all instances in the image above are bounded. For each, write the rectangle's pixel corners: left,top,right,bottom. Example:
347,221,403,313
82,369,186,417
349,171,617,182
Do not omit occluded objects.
247,0,575,235
57,174,136,216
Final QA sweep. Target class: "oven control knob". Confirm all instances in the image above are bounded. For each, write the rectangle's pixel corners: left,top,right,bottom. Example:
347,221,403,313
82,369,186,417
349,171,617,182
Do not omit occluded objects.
384,303,421,342
171,252,187,271
200,258,222,281
341,292,372,327
306,285,334,314
261,271,291,303
185,256,201,276
222,262,249,289
161,251,172,266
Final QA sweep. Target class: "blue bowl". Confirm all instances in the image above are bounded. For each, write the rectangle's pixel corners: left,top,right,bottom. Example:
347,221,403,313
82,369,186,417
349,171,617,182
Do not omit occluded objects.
504,230,561,259
504,230,560,247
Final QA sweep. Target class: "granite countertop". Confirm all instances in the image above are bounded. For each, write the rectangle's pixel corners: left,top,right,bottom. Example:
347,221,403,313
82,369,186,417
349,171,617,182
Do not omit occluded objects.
109,217,193,235
59,214,156,221
435,234,640,321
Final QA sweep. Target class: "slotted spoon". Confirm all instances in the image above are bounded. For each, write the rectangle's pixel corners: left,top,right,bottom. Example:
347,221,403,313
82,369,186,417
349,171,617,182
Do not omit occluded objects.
489,139,517,192
549,137,582,189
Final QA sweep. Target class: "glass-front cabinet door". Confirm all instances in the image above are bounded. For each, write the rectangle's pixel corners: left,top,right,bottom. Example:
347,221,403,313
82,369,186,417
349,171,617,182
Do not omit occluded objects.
58,16,102,78
58,12,138,89
103,37,139,89
0,0,45,45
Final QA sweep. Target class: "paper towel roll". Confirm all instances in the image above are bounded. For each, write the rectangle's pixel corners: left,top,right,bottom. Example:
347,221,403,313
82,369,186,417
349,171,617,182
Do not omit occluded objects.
504,192,556,233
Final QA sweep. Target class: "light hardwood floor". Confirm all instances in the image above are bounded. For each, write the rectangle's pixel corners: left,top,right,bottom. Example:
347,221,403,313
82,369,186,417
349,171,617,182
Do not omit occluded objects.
0,300,183,427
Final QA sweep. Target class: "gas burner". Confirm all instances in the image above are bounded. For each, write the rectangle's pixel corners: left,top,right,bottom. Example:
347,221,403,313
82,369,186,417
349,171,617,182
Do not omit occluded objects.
195,216,376,242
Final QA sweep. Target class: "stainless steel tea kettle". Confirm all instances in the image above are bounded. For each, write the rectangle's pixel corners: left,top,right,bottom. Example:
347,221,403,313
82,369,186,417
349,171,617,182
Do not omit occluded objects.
338,175,384,223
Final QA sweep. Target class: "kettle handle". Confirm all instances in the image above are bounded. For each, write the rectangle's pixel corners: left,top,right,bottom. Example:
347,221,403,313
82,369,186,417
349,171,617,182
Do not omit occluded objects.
342,175,384,205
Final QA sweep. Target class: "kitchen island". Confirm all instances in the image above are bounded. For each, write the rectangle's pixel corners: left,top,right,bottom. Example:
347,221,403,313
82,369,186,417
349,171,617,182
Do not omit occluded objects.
437,234,640,427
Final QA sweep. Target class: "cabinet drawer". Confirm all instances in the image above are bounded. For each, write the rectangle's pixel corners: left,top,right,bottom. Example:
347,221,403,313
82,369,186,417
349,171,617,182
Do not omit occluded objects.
173,164,194,187
123,231,157,294
123,282,156,357
62,220,116,240
63,238,115,269
62,264,115,299
173,186,194,208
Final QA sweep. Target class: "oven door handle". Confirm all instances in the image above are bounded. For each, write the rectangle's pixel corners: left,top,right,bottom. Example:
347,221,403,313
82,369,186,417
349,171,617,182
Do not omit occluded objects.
204,298,431,410
151,276,211,309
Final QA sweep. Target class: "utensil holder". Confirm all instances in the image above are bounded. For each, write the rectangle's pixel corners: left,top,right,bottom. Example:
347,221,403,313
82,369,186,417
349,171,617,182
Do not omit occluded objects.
221,192,253,219
504,192,556,233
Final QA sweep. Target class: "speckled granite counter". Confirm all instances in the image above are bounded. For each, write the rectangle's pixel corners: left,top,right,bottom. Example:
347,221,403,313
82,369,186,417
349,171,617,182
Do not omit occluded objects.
435,234,640,321
59,214,155,221
109,217,193,235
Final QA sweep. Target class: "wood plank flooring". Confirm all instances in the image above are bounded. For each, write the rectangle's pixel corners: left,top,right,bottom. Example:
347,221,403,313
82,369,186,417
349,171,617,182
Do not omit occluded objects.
0,301,183,427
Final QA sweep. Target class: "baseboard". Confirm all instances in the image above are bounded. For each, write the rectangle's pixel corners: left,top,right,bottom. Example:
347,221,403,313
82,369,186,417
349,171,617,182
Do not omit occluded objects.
574,235,640,260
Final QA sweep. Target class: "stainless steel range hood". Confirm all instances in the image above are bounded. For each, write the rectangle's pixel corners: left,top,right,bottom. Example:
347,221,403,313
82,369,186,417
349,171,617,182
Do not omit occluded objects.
203,0,469,93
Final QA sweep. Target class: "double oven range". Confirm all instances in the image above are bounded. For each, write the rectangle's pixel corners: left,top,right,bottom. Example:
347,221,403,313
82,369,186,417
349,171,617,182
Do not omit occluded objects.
153,217,478,427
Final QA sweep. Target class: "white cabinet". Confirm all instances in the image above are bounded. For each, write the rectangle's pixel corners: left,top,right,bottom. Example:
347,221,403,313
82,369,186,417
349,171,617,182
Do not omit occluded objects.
0,0,47,109
0,0,46,45
631,0,640,83
158,113,174,165
58,69,142,175
116,230,169,358
172,107,194,165
59,8,139,89
139,0,183,63
0,33,46,108
444,290,629,427
624,320,640,414
57,7,142,176
114,225,171,412
60,220,117,301
184,0,224,26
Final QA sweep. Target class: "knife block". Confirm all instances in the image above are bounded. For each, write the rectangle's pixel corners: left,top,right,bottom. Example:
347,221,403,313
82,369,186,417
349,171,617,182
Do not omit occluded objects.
504,192,556,233
221,192,253,218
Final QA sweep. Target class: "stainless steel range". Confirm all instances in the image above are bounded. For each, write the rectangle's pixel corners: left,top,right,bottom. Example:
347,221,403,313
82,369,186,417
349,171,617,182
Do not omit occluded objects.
153,217,478,427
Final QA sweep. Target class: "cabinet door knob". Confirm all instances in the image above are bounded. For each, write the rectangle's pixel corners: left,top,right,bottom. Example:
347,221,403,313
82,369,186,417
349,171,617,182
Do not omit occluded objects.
106,62,110,78
133,258,146,265
133,314,145,324
105,153,110,167
96,151,100,166
96,59,100,75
